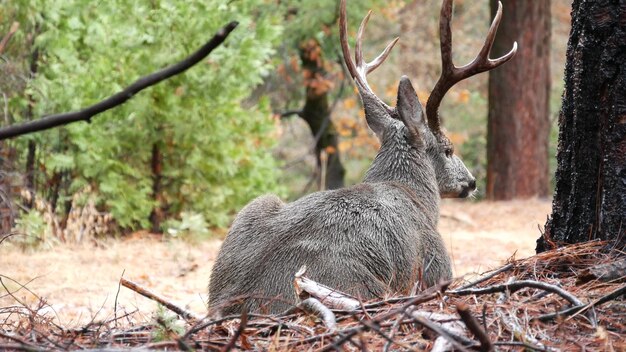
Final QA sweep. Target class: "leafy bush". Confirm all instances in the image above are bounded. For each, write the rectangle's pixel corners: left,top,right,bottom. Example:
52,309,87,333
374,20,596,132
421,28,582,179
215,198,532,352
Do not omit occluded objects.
4,0,285,232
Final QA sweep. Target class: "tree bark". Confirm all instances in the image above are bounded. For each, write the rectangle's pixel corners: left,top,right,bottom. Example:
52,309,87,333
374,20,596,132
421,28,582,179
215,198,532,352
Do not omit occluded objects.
486,0,551,200
24,47,40,209
149,141,164,233
24,140,36,208
537,0,626,252
299,39,345,190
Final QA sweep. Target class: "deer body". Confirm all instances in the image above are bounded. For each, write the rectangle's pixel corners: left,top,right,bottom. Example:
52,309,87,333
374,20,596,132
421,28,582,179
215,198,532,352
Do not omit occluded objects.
208,0,516,315
210,121,451,314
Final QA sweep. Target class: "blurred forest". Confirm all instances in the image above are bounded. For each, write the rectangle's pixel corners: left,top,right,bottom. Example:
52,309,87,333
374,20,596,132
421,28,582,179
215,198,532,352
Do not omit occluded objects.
0,0,572,246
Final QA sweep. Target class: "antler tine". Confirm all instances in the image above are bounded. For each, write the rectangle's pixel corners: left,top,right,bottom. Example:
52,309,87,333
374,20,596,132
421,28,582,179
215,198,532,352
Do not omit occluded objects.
339,0,398,113
426,0,518,135
439,0,454,72
340,0,359,84
473,1,518,69
367,37,399,74
355,11,371,69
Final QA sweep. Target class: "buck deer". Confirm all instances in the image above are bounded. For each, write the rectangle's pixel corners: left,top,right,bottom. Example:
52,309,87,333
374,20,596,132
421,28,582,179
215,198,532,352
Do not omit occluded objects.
208,0,516,315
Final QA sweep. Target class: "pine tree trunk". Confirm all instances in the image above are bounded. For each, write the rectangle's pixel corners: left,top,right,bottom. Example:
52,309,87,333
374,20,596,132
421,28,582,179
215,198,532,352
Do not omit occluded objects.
299,39,345,190
24,47,40,209
537,0,626,252
486,0,551,200
149,141,164,233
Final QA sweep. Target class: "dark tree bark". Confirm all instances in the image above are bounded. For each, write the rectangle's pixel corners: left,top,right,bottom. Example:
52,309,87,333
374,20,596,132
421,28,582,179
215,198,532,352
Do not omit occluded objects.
24,47,40,209
24,140,36,208
537,0,626,252
486,0,551,200
299,39,345,190
149,140,165,233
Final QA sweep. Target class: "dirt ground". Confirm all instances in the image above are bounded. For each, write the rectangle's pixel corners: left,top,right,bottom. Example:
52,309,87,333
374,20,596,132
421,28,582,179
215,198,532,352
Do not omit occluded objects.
0,198,551,326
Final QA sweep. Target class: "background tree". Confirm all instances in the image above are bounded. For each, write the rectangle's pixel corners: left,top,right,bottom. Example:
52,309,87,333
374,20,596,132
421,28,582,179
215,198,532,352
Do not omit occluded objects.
486,0,551,200
273,0,385,191
537,0,626,251
1,0,283,237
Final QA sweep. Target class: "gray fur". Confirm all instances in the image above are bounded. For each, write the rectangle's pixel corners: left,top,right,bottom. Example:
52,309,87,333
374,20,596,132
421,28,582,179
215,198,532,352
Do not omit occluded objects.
208,76,475,315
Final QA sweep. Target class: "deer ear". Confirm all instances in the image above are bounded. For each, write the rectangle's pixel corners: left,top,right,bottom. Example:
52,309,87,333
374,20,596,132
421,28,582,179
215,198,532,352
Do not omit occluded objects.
396,76,425,141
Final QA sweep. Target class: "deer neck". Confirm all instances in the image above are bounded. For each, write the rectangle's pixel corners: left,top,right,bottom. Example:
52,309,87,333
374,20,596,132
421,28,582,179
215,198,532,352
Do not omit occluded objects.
363,137,440,223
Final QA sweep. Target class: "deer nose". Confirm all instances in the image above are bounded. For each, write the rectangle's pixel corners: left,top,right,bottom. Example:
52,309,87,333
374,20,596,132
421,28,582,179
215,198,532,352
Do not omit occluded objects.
468,179,476,190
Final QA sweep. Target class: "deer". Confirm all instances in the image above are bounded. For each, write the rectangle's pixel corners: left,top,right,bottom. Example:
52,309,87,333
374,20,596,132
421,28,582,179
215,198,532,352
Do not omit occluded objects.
208,0,517,315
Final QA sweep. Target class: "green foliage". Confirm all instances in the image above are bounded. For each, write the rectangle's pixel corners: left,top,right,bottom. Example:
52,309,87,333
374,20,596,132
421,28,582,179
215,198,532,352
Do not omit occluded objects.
12,209,54,249
151,305,185,341
164,212,209,240
4,0,285,231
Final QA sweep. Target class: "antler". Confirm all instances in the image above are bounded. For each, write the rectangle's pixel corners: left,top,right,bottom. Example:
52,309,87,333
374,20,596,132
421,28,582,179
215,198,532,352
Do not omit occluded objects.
425,0,517,134
339,0,399,114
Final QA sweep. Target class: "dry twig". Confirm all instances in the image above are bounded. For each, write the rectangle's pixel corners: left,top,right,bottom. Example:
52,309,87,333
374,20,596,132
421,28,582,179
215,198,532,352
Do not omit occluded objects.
456,302,493,351
120,278,201,321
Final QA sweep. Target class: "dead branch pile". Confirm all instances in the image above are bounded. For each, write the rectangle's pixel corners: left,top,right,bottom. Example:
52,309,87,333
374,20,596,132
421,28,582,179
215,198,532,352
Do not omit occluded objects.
1,240,625,351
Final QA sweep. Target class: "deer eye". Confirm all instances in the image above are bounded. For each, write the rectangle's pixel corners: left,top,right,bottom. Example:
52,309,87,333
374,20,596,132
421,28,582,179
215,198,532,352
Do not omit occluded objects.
444,147,453,158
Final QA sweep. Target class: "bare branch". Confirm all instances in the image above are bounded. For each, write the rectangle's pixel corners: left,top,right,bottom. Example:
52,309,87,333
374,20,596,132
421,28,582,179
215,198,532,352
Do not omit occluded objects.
278,109,303,119
295,298,337,331
410,311,473,352
456,302,493,352
120,278,201,321
534,284,626,322
0,22,19,55
293,266,360,311
456,263,514,290
450,279,584,307
221,310,248,352
0,21,238,140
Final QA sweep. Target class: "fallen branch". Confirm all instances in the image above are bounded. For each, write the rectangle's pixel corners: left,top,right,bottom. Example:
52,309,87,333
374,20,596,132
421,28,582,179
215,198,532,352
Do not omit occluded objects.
577,258,626,283
120,277,201,321
221,311,247,352
0,331,41,351
294,266,360,310
295,297,337,331
456,302,493,352
410,311,472,352
534,283,626,322
450,279,584,307
456,263,514,290
496,308,555,352
0,21,238,140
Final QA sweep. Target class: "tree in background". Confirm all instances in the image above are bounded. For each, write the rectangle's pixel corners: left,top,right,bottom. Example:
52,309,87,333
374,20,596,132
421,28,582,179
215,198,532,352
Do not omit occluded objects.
274,0,385,191
486,0,551,200
1,0,283,237
537,0,625,252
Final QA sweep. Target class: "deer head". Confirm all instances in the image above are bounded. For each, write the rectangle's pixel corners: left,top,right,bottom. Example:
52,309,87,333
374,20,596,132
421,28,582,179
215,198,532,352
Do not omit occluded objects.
339,0,517,198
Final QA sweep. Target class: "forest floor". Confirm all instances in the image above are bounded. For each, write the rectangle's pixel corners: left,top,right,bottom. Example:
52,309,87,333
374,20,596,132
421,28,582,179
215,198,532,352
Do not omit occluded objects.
0,198,551,327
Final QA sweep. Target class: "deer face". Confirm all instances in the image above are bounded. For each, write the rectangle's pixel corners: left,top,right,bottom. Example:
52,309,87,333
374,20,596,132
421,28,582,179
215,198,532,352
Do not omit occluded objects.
426,134,476,198
394,77,476,198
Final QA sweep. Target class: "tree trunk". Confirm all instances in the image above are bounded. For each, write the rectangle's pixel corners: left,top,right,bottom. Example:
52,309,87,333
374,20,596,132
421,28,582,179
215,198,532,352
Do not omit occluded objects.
24,140,36,208
24,47,40,209
537,0,626,252
149,141,164,233
299,39,345,190
486,0,551,200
